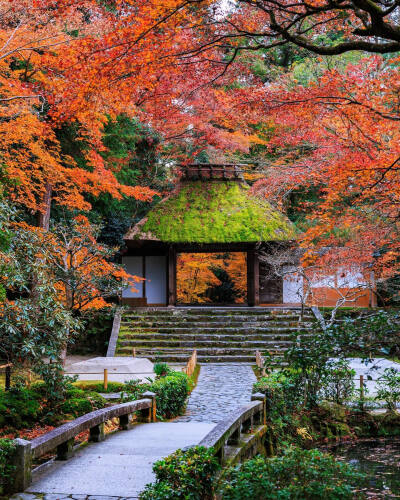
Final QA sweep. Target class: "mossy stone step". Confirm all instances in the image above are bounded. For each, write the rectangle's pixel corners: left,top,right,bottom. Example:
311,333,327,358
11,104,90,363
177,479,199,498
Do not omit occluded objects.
119,328,304,337
114,351,288,363
120,320,309,328
122,310,313,318
117,339,293,348
123,312,312,319
116,347,290,357
116,306,316,363
118,333,298,341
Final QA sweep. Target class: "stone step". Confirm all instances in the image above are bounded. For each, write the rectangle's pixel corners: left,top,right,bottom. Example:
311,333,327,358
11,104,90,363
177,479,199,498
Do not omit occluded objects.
126,306,304,311
119,327,311,336
116,346,289,356
120,320,313,328
125,311,314,320
116,307,316,363
117,339,293,348
118,332,301,341
114,351,288,363
123,313,313,320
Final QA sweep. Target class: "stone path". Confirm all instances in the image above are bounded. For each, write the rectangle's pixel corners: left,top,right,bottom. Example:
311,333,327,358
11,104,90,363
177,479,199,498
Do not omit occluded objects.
15,422,214,500
176,363,256,423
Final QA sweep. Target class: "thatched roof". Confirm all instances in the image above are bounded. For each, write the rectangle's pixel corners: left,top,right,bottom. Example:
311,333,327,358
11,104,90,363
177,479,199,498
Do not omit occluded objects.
125,166,297,244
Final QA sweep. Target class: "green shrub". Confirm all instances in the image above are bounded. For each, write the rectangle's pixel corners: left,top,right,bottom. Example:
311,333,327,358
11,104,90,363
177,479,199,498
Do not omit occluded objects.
61,392,106,417
254,371,303,418
376,367,400,411
0,382,107,428
0,387,41,428
218,448,366,499
33,368,78,406
0,438,16,491
61,398,93,417
66,387,87,398
318,360,356,405
154,362,171,377
150,372,189,419
124,371,190,419
86,391,107,410
125,378,147,399
73,381,126,393
140,446,220,500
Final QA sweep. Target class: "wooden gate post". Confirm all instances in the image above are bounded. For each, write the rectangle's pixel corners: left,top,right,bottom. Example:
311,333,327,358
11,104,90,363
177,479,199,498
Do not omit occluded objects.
142,391,157,422
247,248,259,306
5,365,11,391
168,246,177,306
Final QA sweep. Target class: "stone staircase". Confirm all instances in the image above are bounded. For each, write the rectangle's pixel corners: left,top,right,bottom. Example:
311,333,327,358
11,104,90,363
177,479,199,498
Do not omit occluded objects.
115,307,316,363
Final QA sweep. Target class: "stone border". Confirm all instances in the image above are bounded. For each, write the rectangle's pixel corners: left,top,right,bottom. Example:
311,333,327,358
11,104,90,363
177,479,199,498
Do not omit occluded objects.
198,393,267,466
106,308,122,357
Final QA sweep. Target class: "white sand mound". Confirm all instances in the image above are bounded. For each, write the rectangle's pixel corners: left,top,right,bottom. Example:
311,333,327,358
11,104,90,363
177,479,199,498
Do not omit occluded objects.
66,356,154,383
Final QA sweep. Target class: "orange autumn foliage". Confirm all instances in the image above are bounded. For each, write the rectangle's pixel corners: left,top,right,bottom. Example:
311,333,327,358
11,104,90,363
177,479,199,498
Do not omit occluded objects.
177,253,222,304
0,0,264,220
9,217,140,312
177,252,247,304
49,216,141,311
0,0,159,215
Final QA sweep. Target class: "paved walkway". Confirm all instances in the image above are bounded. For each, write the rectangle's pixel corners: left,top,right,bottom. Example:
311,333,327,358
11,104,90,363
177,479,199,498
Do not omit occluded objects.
176,363,256,423
17,422,214,500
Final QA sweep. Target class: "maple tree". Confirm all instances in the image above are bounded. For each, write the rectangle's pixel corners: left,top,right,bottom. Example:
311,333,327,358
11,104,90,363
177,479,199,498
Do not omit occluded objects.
171,2,400,296
245,54,400,295
47,216,135,312
0,212,136,369
0,0,266,229
0,0,160,225
185,0,400,57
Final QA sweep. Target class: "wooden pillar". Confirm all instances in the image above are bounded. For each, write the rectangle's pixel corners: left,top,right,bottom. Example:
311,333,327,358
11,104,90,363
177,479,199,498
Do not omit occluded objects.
168,246,176,306
254,250,260,305
247,248,259,306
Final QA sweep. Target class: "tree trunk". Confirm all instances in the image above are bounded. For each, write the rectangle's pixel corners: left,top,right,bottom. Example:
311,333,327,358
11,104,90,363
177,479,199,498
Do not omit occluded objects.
60,342,68,368
61,282,74,368
37,183,52,230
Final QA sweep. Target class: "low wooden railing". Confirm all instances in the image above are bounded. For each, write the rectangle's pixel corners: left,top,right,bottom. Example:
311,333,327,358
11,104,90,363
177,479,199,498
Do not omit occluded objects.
8,393,156,494
198,393,267,466
183,349,197,377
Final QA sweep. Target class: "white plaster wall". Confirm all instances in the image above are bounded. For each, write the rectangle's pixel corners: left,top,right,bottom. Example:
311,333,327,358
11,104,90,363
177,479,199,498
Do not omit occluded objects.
336,268,366,288
146,256,167,304
122,256,143,298
282,266,303,303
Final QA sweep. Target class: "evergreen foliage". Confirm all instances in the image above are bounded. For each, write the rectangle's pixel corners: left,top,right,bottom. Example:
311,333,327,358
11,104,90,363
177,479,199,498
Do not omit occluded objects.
140,446,220,500
218,448,366,499
0,438,16,492
124,371,190,419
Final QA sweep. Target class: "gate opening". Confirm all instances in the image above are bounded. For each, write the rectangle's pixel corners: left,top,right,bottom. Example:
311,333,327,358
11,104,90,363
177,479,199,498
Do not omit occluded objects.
176,252,247,305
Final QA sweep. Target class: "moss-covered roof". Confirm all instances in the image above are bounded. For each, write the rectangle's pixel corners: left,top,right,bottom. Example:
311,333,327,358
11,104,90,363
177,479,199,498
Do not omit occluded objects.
125,181,297,243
